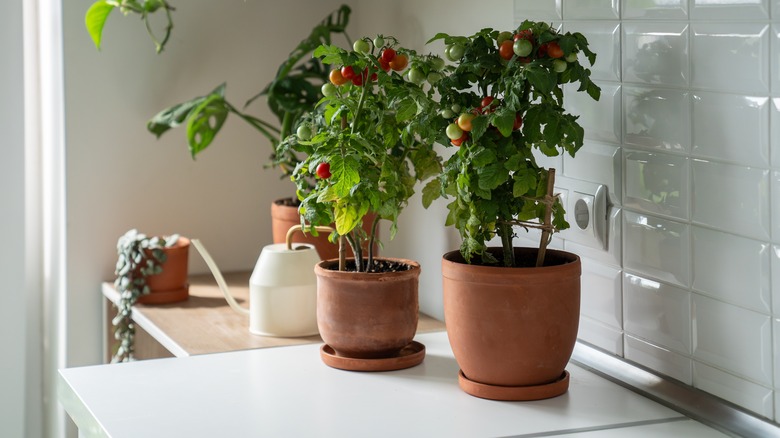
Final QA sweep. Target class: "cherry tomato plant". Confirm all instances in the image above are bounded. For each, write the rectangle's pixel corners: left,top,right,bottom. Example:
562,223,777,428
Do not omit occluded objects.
277,36,443,272
421,21,600,267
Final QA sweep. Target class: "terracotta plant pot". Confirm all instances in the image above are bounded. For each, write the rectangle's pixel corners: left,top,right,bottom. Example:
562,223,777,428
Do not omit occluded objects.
271,198,377,261
137,237,190,305
442,247,581,401
315,258,420,359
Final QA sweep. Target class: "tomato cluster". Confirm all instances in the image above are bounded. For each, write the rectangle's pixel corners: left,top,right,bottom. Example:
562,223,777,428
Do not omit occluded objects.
442,96,523,147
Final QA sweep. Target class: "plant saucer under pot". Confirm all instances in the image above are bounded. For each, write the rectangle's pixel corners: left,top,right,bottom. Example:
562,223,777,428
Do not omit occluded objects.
315,257,425,372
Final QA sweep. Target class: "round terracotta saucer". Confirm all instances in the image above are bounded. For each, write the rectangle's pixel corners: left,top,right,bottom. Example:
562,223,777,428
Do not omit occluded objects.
458,370,570,401
320,341,425,372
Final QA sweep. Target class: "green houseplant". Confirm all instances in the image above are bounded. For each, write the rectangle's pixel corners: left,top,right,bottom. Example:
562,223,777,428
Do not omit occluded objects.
278,35,441,367
420,22,600,399
112,229,189,362
85,2,355,258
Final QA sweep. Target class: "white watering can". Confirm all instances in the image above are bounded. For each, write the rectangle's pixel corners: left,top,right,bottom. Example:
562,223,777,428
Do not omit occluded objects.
191,225,332,337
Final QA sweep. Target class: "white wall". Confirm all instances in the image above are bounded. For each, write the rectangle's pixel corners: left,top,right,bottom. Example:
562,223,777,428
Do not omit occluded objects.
0,2,28,437
63,0,350,367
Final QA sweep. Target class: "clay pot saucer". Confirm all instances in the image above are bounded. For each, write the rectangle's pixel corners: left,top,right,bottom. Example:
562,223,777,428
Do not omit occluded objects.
320,341,425,372
458,370,570,401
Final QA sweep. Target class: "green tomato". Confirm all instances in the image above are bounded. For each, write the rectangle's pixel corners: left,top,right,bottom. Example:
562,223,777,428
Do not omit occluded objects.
408,67,426,85
430,56,446,71
496,31,513,45
565,52,578,63
373,36,385,48
552,59,567,73
353,39,370,54
321,83,337,97
447,43,465,61
513,39,533,57
451,104,461,113
296,125,313,141
446,122,464,140
440,109,454,119
427,71,443,84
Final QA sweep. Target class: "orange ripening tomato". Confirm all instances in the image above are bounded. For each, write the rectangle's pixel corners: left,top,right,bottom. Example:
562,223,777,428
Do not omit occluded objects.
451,131,469,147
329,69,348,86
389,54,408,71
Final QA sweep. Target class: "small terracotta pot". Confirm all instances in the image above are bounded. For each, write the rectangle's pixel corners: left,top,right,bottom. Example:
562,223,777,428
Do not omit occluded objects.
442,247,580,398
137,237,190,305
315,258,420,359
271,198,377,261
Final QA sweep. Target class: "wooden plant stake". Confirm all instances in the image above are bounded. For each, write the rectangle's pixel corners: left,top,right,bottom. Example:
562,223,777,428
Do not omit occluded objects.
536,169,556,268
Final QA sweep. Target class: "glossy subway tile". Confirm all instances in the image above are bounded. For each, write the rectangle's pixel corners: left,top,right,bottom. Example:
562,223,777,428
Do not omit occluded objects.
692,293,772,387
563,21,621,83
581,260,623,328
693,361,774,419
623,210,690,288
622,22,689,88
564,207,623,267
691,92,770,168
562,0,620,19
622,0,688,20
623,85,691,154
624,149,689,221
565,82,622,145
691,227,771,314
625,334,693,385
579,316,624,356
690,159,770,241
624,273,691,355
690,23,770,95
690,0,769,20
772,99,780,170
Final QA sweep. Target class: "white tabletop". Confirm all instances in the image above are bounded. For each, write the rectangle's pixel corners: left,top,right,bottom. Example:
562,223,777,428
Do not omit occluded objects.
59,332,699,438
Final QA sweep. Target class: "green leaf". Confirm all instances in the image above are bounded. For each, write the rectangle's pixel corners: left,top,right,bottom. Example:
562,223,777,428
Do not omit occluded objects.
186,94,229,158
422,179,441,209
477,162,509,191
330,154,360,198
147,83,225,138
396,98,417,123
471,148,496,168
85,1,114,50
492,108,516,138
425,32,452,44
334,204,359,235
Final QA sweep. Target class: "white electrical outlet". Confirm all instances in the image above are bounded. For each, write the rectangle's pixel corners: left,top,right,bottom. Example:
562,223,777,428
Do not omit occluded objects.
554,176,610,251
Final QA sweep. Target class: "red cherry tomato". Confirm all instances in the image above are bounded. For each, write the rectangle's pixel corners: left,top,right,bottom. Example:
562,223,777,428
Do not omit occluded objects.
351,73,364,86
514,29,533,42
341,66,356,80
480,96,495,113
380,48,396,63
537,43,549,58
451,131,469,147
499,40,514,60
316,162,331,179
513,113,523,131
379,57,391,72
547,41,564,59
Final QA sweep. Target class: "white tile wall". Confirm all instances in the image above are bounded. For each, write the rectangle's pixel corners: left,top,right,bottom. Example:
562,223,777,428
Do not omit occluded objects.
514,0,780,420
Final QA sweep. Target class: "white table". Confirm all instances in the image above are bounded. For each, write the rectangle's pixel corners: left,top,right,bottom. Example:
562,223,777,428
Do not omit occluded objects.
60,332,728,438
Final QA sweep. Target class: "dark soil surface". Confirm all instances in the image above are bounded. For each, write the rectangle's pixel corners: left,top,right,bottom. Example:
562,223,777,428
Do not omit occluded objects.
274,197,300,207
323,259,411,273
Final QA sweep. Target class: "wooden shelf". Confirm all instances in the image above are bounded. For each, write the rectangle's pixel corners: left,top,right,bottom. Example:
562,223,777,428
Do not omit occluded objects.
103,271,446,360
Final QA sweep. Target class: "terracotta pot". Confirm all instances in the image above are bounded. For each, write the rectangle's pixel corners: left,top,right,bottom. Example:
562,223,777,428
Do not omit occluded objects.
137,237,190,305
270,198,377,261
315,258,420,359
442,247,580,400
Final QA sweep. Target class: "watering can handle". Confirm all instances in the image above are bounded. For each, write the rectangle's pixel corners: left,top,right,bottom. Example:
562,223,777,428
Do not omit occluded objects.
190,238,250,317
286,225,335,250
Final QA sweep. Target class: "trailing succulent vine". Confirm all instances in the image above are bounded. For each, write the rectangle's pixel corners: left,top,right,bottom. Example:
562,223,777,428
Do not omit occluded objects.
112,229,179,362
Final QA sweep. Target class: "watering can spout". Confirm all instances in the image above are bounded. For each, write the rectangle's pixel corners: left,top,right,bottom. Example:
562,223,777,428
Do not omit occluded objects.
191,239,250,317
